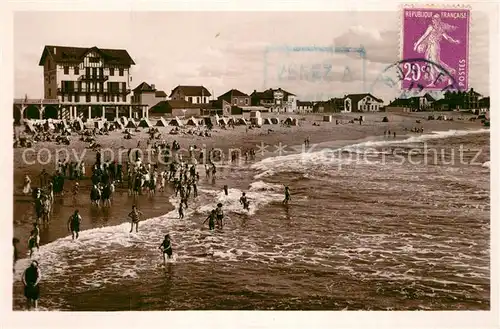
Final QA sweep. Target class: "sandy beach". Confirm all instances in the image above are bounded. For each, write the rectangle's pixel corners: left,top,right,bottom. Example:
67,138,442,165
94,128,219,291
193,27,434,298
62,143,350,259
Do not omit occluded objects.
13,111,483,256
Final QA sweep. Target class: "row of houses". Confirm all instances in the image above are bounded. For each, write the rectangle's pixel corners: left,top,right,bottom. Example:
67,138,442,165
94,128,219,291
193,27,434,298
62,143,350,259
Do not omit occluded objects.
13,45,489,122
385,89,489,113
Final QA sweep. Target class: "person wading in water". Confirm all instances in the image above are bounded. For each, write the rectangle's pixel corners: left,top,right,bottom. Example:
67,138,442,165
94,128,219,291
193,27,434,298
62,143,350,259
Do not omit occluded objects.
159,234,173,264
203,209,216,231
67,209,82,240
128,205,143,233
240,192,250,211
215,203,224,229
22,260,41,310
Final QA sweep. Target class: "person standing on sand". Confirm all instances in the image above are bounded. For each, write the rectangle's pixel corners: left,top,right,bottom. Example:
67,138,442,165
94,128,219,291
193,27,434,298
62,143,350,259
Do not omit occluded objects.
23,175,32,195
178,202,185,219
22,260,41,310
67,210,82,240
13,238,19,270
283,186,291,205
128,205,143,233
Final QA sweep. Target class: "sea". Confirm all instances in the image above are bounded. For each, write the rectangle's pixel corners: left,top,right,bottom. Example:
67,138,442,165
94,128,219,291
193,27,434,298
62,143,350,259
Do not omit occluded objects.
12,128,490,311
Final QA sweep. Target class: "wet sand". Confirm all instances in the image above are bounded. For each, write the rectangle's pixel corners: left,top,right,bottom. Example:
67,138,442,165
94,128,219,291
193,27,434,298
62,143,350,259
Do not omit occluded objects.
13,111,483,257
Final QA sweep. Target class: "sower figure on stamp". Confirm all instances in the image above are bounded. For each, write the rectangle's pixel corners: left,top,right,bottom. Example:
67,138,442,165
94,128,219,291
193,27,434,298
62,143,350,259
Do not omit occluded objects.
412,14,461,86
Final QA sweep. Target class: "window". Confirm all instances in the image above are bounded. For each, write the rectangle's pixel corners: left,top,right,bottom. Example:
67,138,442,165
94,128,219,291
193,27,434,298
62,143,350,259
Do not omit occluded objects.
245,98,249,105
197,97,201,103
86,94,91,102
110,68,115,76
96,94,100,102
48,88,51,97
122,82,126,92
74,66,79,75
122,95,126,102
188,96,193,103
89,57,100,63
63,66,69,74
68,94,72,102
233,98,238,105
119,68,124,76
75,94,80,103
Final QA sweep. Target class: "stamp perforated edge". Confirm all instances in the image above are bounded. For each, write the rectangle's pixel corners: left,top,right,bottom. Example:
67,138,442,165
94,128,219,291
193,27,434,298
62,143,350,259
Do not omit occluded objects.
398,3,473,92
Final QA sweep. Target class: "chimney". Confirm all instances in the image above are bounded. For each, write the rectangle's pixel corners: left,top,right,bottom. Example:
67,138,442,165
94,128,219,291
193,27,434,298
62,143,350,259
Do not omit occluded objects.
151,84,156,90
53,47,56,54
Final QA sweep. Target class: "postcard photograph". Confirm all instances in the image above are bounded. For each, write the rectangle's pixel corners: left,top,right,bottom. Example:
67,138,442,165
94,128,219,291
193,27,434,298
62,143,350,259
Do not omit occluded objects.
5,1,496,321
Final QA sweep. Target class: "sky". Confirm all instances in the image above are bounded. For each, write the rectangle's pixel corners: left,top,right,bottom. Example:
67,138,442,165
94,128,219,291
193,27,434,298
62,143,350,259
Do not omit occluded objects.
14,10,490,103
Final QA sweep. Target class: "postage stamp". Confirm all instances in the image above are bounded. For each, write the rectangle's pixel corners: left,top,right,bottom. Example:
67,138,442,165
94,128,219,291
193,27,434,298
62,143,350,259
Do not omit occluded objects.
401,5,470,90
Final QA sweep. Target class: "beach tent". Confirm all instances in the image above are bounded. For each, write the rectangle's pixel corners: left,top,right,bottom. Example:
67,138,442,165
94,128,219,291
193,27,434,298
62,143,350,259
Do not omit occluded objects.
94,121,105,129
60,119,69,129
382,116,389,122
155,117,169,127
113,120,124,130
263,118,273,125
218,117,229,125
169,117,183,127
186,116,199,126
237,118,249,125
43,121,55,131
270,117,280,124
125,119,138,128
202,117,212,127
282,117,298,126
138,118,153,128
73,118,84,131
119,116,129,126
24,121,36,133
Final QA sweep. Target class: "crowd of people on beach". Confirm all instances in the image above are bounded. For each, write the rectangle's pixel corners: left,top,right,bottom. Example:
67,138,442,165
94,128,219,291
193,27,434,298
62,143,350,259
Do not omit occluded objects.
14,135,293,310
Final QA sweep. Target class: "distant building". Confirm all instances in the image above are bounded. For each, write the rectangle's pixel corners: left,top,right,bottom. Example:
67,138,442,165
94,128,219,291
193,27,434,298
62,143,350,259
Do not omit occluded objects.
132,82,167,108
312,98,344,113
169,85,211,104
250,88,296,113
344,93,384,112
296,101,313,113
217,89,251,107
479,96,490,110
386,93,435,112
436,88,482,110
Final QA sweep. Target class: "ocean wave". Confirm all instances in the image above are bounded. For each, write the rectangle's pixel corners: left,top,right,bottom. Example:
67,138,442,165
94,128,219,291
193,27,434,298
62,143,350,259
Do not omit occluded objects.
250,128,489,178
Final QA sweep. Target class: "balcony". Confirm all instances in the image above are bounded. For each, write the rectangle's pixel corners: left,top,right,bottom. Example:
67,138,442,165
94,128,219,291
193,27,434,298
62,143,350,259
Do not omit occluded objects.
57,88,131,94
78,75,109,82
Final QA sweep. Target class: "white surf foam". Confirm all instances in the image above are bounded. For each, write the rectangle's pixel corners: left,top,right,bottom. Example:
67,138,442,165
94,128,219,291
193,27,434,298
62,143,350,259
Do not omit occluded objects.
250,128,489,178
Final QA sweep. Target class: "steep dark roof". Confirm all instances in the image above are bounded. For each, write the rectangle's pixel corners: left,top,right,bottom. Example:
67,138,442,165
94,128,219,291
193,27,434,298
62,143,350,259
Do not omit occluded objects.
169,85,211,98
38,45,135,66
150,100,212,113
388,98,412,107
250,88,296,100
297,101,313,106
218,89,249,99
423,93,436,102
133,82,154,92
345,93,383,103
155,90,167,97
